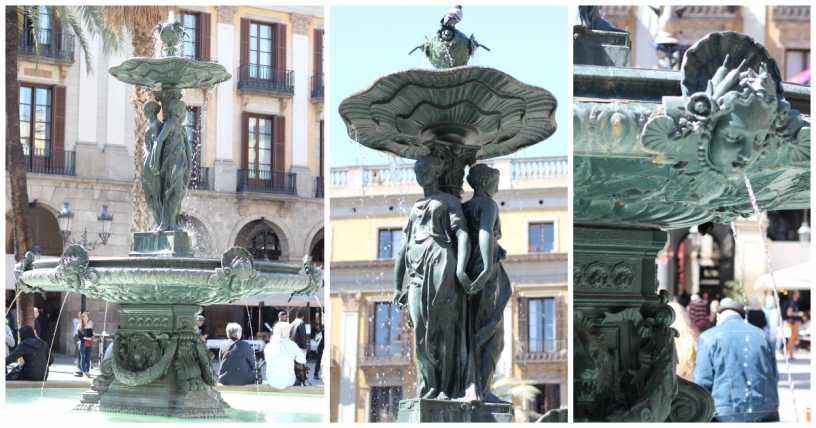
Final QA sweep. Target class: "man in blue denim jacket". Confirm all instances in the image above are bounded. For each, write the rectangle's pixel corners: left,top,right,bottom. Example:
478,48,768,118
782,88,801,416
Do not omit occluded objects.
693,299,779,422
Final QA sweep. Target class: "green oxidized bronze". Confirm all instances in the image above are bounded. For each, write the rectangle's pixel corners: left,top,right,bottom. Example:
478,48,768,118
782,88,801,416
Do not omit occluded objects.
415,26,477,69
14,15,321,419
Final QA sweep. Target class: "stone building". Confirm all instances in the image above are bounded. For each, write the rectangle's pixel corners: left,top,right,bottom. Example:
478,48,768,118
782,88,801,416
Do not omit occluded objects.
328,157,569,422
6,5,325,358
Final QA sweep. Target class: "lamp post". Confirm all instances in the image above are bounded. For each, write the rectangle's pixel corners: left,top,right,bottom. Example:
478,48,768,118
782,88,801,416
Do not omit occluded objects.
58,201,115,312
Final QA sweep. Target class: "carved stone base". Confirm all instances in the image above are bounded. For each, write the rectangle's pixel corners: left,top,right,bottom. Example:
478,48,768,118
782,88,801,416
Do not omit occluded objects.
397,399,513,423
131,231,193,257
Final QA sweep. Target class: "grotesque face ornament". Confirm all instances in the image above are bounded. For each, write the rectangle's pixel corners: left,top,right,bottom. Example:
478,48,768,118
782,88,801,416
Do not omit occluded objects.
709,100,771,179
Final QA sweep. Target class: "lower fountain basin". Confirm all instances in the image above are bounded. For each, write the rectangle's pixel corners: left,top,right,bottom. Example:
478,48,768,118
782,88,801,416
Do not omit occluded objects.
5,388,323,422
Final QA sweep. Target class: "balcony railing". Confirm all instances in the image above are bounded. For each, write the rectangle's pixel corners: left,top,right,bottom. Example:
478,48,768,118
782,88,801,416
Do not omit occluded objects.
514,339,568,364
315,176,324,198
188,166,212,190
358,343,412,367
311,73,324,99
7,147,76,176
236,169,297,195
237,64,294,94
18,29,75,61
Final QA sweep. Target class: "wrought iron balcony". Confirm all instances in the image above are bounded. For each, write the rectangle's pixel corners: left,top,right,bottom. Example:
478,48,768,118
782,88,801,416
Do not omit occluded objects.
311,73,324,99
188,166,212,190
514,339,568,365
358,343,412,367
237,64,294,94
236,169,297,195
315,176,324,198
18,29,75,61
7,147,76,176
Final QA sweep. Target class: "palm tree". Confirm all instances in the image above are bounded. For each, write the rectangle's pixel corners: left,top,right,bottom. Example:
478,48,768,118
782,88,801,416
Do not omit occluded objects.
6,5,124,332
100,6,178,234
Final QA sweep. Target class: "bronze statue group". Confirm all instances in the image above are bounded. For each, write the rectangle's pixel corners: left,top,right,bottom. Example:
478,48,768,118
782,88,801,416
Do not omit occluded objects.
393,157,511,403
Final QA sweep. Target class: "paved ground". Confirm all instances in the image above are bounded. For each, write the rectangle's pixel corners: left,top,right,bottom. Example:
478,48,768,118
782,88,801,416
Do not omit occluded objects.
7,351,324,395
777,347,811,422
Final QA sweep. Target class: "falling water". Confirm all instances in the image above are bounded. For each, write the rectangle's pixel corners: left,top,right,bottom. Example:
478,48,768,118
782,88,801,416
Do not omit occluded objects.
743,174,798,422
41,290,72,397
5,290,22,317
729,222,749,308
102,301,109,336
243,299,260,392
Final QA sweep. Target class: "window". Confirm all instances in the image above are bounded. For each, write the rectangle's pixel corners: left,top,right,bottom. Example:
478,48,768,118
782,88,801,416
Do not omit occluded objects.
373,302,403,356
239,19,288,92
528,298,556,352
529,223,554,253
248,229,281,261
19,85,51,156
378,229,403,259
249,22,274,78
178,10,210,61
370,386,402,422
247,115,273,178
531,384,560,421
785,49,811,83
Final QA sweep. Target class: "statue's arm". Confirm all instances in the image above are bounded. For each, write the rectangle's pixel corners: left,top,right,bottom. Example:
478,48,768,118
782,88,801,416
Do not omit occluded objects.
393,223,409,307
470,201,498,294
151,123,171,174
455,229,472,290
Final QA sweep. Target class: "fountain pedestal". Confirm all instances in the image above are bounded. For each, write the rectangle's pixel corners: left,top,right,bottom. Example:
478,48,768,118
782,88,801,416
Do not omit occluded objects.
130,231,194,257
397,399,513,423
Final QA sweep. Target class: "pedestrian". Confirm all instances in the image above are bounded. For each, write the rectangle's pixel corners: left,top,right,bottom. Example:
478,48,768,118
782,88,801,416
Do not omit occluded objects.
694,299,779,422
289,309,308,355
76,312,95,378
746,296,767,330
313,324,324,380
781,290,805,359
5,319,14,375
263,321,306,389
668,301,698,381
196,315,208,340
687,294,711,333
7,305,18,345
5,325,54,381
37,306,50,342
708,300,719,325
762,295,782,351
217,323,256,386
33,307,42,338
72,311,82,371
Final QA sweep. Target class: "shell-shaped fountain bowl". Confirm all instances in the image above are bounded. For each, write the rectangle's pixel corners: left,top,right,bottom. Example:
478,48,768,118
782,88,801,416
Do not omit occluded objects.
109,57,231,90
339,66,558,160
14,246,322,305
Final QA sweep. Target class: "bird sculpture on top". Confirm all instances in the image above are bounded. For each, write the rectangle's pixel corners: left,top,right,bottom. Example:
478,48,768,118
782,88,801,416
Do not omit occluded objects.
441,5,462,28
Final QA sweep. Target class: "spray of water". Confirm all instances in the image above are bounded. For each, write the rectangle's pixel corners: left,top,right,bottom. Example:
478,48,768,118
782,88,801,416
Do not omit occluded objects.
243,300,260,392
41,290,72,397
743,174,798,422
5,290,22,317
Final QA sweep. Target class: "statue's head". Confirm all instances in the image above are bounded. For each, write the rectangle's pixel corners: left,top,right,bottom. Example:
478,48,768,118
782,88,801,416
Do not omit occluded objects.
466,163,500,196
144,101,160,120
690,60,788,179
439,27,455,42
414,155,445,187
168,99,188,121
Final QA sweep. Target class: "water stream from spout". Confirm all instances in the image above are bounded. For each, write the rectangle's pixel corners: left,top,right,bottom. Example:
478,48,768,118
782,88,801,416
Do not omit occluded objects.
41,290,72,397
243,300,260,392
5,290,22,317
743,174,798,422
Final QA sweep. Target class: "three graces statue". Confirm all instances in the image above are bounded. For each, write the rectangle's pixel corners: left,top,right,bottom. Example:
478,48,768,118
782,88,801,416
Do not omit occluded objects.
393,157,512,403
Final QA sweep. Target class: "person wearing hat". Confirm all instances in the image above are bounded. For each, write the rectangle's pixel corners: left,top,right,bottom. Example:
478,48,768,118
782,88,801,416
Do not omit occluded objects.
196,315,208,340
693,298,779,422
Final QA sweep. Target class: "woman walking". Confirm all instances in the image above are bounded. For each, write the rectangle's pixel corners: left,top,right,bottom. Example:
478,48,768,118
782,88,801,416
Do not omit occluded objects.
76,312,95,378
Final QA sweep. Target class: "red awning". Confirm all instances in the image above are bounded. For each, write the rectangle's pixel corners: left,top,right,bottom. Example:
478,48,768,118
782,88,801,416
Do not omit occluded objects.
786,69,811,85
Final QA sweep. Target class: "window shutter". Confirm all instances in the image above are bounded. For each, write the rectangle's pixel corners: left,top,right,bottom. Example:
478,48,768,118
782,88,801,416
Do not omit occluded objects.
276,23,287,71
52,85,66,150
200,11,211,61
517,296,529,348
273,115,286,172
241,112,249,170
313,29,323,76
319,120,324,177
366,301,376,347
239,18,250,66
555,295,565,349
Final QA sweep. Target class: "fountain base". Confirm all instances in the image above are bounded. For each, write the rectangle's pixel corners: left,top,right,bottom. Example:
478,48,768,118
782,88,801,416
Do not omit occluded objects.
130,231,193,257
397,399,513,423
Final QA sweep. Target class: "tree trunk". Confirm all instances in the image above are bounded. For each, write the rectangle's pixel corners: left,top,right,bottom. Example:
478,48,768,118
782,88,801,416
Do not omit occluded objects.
130,23,156,233
6,5,36,331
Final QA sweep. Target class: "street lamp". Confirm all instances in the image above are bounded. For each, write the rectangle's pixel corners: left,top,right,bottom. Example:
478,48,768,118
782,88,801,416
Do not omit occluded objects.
58,201,114,251
31,199,42,259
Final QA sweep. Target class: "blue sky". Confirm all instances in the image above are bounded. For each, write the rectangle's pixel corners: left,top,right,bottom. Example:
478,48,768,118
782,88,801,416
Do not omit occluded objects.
329,6,568,167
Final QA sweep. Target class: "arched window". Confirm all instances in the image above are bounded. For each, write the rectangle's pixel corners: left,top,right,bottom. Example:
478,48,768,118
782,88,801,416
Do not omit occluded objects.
249,229,281,261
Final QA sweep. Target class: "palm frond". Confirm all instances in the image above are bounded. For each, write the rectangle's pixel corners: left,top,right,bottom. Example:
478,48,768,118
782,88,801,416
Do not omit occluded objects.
100,6,178,33
52,6,94,75
77,6,127,58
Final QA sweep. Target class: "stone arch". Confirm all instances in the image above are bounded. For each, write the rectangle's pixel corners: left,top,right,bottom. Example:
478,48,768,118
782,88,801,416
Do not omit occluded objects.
178,213,216,257
307,226,324,267
668,224,734,298
5,201,63,257
232,217,292,261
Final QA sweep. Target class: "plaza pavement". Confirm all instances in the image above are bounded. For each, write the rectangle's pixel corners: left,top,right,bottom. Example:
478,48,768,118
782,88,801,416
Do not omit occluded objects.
6,351,325,395
777,347,812,423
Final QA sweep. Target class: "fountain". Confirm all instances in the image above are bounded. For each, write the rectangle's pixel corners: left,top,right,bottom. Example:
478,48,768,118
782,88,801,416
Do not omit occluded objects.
572,11,809,423
13,14,323,418
339,13,558,423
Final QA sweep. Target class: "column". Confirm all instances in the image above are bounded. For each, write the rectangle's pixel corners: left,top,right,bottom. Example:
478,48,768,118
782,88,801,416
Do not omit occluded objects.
104,50,131,180
74,35,106,179
214,6,238,192
338,291,360,422
290,13,314,198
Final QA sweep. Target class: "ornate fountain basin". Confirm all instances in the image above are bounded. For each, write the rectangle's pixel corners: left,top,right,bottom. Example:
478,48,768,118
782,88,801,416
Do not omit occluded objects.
109,57,231,90
15,246,321,305
339,66,558,160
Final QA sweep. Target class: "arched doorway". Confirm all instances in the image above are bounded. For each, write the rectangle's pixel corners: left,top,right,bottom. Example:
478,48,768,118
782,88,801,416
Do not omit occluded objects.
309,228,324,267
5,201,63,257
178,213,215,257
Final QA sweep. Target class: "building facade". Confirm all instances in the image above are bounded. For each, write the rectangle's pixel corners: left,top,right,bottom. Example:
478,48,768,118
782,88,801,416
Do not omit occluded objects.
328,157,569,422
6,5,325,357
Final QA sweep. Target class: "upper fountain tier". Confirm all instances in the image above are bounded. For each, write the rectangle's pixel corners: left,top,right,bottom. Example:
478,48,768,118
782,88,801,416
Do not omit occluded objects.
109,17,230,90
573,31,810,229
